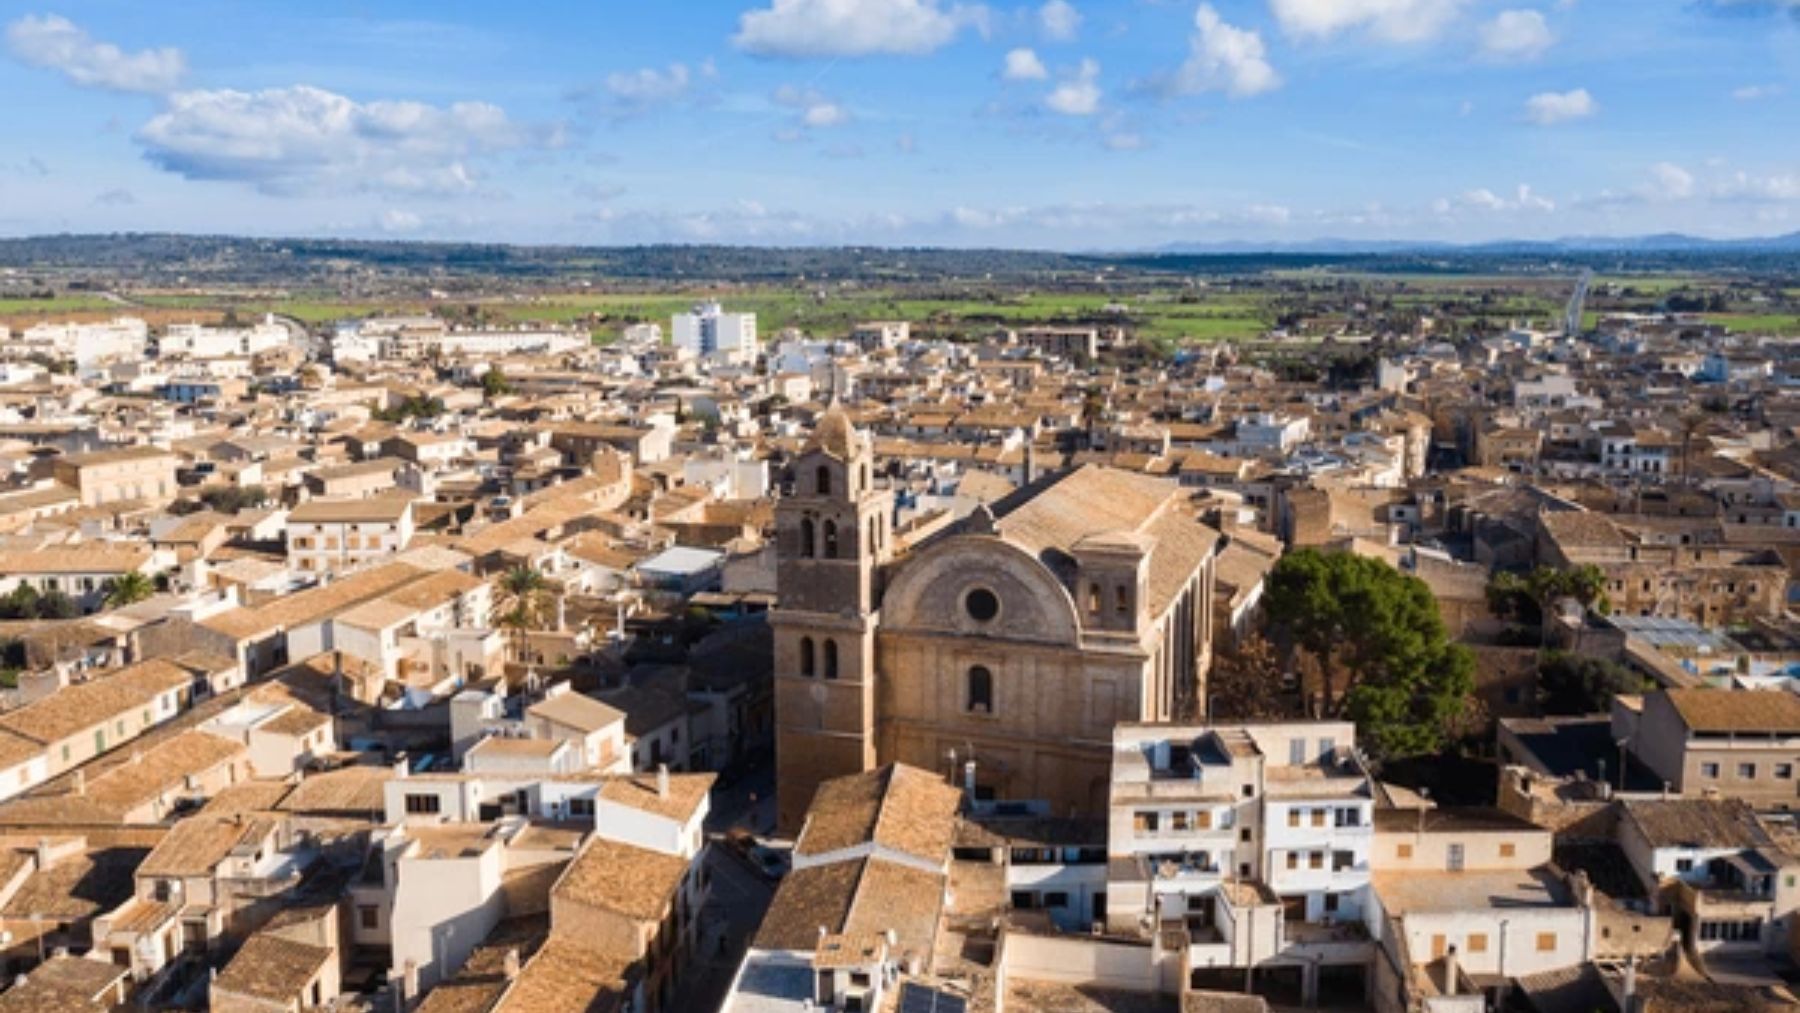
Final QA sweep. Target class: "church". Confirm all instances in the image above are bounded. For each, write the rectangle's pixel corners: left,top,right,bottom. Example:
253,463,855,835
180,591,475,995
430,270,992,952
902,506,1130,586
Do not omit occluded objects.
772,407,1223,830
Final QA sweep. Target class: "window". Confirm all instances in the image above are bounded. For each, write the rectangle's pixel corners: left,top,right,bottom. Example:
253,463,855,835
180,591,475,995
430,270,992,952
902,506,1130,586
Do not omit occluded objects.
1044,892,1070,909
824,639,839,680
1087,583,1102,615
1738,763,1757,779
359,906,379,929
1288,809,1301,828
1701,762,1721,779
1311,809,1326,828
1778,764,1794,780
816,466,831,496
403,793,441,815
1286,852,1298,870
1335,807,1361,828
1134,812,1160,833
1467,933,1488,953
1322,892,1339,913
1319,738,1336,760
799,518,814,558
1309,852,1324,870
965,588,999,622
823,520,839,559
967,666,994,713
1115,584,1130,614
1332,851,1354,871
1240,828,1253,843
1289,739,1306,765
1194,811,1212,830
800,637,815,678
1499,843,1516,858
1397,843,1413,859
1675,858,1693,873
1536,932,1556,952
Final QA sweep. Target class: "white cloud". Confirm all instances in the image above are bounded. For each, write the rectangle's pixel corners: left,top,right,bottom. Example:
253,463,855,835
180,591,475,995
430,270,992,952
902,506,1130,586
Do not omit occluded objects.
604,63,693,109
732,0,988,57
1045,58,1101,115
136,85,547,195
6,13,185,93
1267,0,1464,43
377,209,423,233
774,84,852,129
1004,47,1049,80
1523,87,1595,124
1715,170,1800,201
1478,9,1554,61
1039,0,1081,41
1456,183,1555,212
1164,3,1282,98
1647,161,1695,200
1733,83,1783,100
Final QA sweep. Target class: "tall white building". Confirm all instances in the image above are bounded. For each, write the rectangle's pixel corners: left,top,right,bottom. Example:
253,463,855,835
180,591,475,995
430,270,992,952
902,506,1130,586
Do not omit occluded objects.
671,302,757,364
159,316,287,359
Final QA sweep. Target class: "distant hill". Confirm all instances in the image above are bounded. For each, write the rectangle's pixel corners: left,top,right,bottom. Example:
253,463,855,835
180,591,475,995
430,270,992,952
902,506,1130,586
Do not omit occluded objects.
3,231,1800,286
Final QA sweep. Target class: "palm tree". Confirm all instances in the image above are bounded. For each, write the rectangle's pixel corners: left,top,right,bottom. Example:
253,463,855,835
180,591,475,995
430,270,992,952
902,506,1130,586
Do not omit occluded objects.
496,565,550,666
103,572,155,609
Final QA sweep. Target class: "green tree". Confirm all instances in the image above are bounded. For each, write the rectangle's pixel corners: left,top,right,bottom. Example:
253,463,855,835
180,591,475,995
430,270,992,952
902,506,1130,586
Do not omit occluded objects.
481,367,511,398
1486,565,1609,641
1537,651,1652,716
103,572,155,609
496,565,551,664
37,589,79,620
1263,548,1475,760
0,585,38,620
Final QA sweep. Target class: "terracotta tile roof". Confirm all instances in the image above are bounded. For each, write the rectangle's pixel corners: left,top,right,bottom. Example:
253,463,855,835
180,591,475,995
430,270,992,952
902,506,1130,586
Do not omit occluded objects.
0,545,152,574
0,955,126,1010
1,844,148,920
595,771,714,823
0,658,193,745
754,856,946,957
493,936,632,1012
1622,798,1776,850
795,764,962,865
211,932,332,1004
287,491,414,523
200,561,431,640
80,731,245,816
528,691,624,736
1662,687,1800,734
552,836,687,923
277,764,393,817
138,812,263,878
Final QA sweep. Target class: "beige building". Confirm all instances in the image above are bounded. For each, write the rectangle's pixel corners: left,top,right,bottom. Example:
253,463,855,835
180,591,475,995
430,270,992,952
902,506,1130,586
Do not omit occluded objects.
773,408,1220,830
1614,688,1800,807
52,445,179,506
286,494,416,575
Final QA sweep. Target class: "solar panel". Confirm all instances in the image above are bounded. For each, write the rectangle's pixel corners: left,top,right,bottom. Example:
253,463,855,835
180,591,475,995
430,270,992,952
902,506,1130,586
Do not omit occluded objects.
898,982,968,1013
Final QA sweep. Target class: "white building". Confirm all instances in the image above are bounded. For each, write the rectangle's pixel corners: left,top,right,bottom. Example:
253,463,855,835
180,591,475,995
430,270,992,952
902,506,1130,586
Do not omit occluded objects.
1107,722,1375,1003
159,316,287,359
286,494,416,575
672,302,757,364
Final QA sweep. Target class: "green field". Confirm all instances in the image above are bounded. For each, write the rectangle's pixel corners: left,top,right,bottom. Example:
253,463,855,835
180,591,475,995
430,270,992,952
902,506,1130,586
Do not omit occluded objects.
1704,313,1800,335
0,295,118,316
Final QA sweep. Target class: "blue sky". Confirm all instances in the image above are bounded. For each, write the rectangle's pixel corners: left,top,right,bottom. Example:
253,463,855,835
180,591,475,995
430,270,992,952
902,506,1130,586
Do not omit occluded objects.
3,0,1800,249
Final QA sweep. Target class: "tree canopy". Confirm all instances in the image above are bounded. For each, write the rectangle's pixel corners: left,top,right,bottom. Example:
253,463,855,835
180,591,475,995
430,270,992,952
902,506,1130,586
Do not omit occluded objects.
1537,651,1652,715
1263,548,1474,761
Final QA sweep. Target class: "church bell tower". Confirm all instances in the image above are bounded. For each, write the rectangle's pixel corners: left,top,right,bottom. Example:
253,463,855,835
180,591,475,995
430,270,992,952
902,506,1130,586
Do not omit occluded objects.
771,406,893,832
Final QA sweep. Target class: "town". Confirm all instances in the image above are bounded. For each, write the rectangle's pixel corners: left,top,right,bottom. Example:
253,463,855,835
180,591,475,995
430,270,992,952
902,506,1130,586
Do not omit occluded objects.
0,251,1792,1013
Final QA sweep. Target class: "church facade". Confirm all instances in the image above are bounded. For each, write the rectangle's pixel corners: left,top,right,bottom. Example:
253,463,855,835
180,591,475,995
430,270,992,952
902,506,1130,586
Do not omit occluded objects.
772,408,1222,830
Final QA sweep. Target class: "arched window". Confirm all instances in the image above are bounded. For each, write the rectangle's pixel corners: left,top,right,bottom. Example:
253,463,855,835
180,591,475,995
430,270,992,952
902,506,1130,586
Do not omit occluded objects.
824,639,840,680
967,665,993,713
816,465,832,496
799,518,815,559
800,637,815,678
823,520,840,559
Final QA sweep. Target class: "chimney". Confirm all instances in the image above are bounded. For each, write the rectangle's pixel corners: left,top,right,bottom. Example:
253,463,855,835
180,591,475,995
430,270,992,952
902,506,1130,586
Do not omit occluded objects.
656,763,669,800
503,948,521,981
1443,944,1459,997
